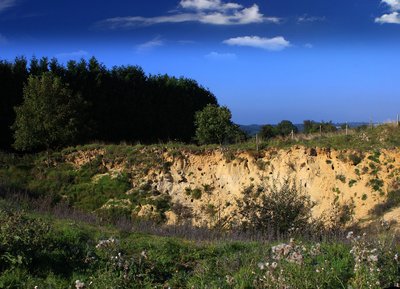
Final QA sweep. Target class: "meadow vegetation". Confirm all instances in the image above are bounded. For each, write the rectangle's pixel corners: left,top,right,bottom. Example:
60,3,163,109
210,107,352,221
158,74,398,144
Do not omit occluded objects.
0,190,399,289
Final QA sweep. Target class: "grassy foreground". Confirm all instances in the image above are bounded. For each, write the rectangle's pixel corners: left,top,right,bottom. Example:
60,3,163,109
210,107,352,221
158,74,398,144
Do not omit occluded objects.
0,196,399,289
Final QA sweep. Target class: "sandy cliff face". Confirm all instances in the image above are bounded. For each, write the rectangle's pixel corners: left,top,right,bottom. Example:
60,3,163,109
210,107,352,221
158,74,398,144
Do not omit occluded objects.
67,146,400,228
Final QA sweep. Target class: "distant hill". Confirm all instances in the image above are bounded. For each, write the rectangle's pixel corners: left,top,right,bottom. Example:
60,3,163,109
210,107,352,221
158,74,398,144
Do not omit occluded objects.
240,122,369,136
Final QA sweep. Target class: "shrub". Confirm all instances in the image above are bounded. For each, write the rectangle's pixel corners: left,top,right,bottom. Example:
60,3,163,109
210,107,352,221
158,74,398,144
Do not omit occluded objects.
368,178,384,192
348,179,357,187
349,153,363,166
191,188,202,200
236,179,316,235
370,190,400,216
336,174,346,183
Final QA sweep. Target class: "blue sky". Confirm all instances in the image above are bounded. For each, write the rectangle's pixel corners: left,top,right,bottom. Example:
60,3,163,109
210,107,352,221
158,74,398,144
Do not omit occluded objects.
1,0,400,124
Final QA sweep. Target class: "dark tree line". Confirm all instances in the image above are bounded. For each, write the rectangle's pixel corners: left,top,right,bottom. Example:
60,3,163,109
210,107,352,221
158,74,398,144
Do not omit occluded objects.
0,56,218,150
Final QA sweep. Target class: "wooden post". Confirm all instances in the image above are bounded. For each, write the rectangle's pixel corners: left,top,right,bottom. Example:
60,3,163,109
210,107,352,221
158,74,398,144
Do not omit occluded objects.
291,130,294,140
320,125,322,136
256,134,259,152
346,122,348,136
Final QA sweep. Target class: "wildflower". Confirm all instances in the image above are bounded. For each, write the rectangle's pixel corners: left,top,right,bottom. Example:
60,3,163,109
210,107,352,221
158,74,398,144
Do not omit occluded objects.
346,231,354,239
95,237,118,249
75,280,85,289
226,275,234,285
141,250,148,259
271,262,278,269
257,262,265,270
395,253,398,262
368,255,378,262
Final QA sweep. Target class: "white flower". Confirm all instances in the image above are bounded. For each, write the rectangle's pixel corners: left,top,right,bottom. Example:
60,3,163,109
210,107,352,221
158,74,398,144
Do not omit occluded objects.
346,231,354,239
271,262,278,269
75,280,85,289
367,255,378,262
257,262,265,270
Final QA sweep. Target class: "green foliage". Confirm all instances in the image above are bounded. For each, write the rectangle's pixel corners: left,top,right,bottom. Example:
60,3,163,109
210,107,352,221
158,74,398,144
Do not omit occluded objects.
13,73,83,151
370,189,400,216
336,174,346,183
0,197,399,288
275,120,298,136
368,150,381,164
237,179,316,234
303,120,337,134
349,153,363,166
368,178,384,192
194,104,243,144
2,56,218,150
348,179,357,187
185,187,202,200
259,124,277,140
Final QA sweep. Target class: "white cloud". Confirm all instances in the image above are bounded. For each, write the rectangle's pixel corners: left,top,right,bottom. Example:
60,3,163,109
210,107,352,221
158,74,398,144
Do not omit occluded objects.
180,0,242,11
381,0,400,10
376,0,400,24
98,1,279,28
297,15,326,23
136,37,164,52
56,50,89,58
0,0,17,13
223,36,290,51
101,14,199,28
205,51,237,60
199,4,266,24
304,43,313,49
375,11,400,24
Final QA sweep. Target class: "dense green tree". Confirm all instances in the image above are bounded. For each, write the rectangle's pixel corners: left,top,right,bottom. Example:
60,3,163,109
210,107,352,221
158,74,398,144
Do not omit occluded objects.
194,104,240,144
13,73,83,151
259,124,277,140
304,120,337,134
276,120,298,136
1,56,217,150
0,57,28,150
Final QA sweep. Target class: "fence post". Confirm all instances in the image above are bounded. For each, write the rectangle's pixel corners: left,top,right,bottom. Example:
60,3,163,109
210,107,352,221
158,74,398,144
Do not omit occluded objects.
256,134,259,152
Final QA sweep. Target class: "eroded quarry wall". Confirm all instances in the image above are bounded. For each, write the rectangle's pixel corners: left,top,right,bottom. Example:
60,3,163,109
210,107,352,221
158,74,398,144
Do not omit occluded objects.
66,146,400,228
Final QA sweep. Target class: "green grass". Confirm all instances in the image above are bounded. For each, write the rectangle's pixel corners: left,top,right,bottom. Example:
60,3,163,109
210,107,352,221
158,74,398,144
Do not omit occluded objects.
0,199,399,289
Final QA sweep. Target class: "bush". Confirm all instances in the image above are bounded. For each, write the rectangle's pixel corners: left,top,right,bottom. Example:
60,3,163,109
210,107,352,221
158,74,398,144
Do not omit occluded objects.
349,153,363,166
0,209,51,272
236,179,316,235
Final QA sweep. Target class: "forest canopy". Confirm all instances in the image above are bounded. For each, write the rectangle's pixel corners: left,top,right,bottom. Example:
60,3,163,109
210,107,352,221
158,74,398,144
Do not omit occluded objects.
0,56,218,150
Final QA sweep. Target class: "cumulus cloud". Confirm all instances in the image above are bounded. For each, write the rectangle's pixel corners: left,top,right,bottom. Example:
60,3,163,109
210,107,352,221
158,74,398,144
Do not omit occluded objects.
376,0,400,24
98,1,279,28
223,36,290,51
205,51,237,60
56,50,89,58
136,37,164,52
0,0,17,13
382,0,400,10
180,0,242,11
375,11,400,23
